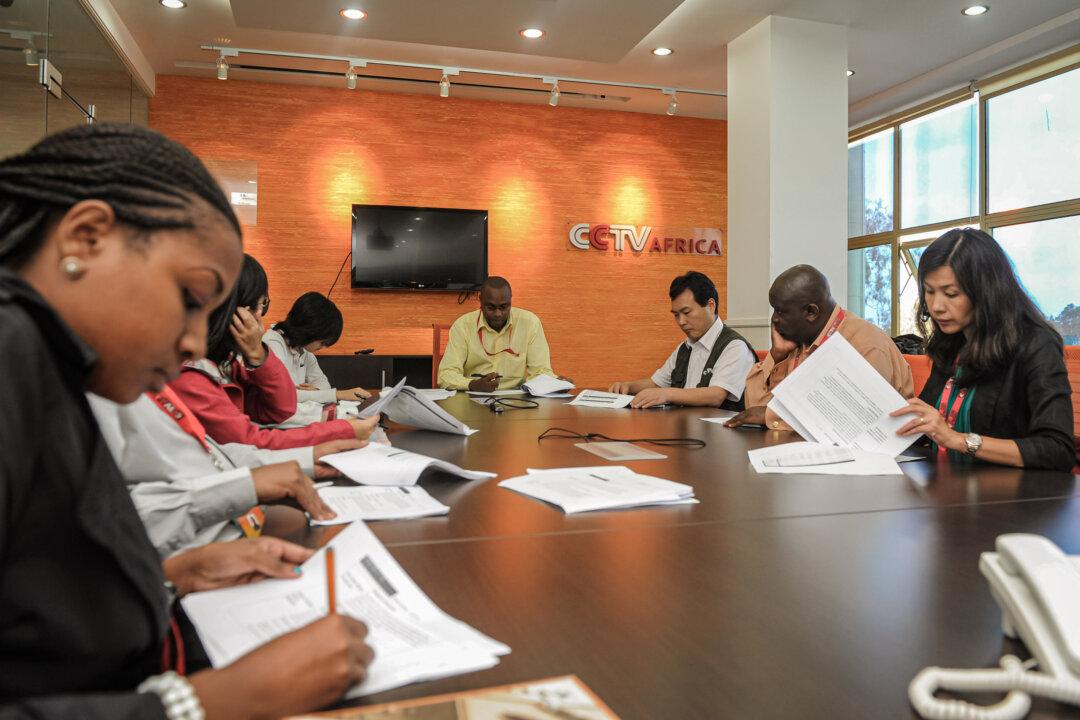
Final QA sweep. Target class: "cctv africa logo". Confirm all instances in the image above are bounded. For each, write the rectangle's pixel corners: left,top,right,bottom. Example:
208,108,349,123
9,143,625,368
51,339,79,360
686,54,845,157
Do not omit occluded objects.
568,223,722,256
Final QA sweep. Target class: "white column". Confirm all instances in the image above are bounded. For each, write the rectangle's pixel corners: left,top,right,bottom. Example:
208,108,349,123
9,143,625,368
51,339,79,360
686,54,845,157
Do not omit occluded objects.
726,16,848,347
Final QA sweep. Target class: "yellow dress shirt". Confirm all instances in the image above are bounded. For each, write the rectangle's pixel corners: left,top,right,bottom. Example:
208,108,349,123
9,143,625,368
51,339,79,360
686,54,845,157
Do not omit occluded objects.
437,307,556,390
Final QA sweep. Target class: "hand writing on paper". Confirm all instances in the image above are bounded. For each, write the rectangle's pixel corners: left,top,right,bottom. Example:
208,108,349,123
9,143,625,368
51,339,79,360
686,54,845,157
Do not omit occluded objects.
252,461,336,521
468,373,501,393
162,537,315,596
231,306,266,366
630,387,671,409
891,398,963,450
189,614,374,720
336,386,372,401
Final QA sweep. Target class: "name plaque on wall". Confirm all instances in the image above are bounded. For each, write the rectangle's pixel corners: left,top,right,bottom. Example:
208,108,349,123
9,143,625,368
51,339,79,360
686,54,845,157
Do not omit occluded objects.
568,223,722,256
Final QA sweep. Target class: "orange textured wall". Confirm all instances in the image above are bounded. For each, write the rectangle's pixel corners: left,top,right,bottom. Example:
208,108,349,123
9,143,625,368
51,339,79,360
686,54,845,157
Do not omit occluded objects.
151,75,727,388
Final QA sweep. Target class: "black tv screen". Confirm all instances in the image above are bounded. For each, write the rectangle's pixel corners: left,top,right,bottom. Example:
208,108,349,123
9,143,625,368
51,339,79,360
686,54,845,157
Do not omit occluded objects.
350,205,488,290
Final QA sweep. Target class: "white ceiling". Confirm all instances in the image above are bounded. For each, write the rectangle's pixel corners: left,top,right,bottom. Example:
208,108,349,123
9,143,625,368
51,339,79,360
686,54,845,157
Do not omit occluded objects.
30,0,1080,121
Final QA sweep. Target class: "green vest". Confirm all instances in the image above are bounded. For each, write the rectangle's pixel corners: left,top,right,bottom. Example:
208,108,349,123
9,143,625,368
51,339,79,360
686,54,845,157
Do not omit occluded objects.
670,324,756,411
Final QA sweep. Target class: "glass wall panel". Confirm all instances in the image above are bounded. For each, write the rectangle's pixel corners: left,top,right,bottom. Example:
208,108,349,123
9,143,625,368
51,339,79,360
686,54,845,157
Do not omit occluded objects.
848,129,894,237
900,99,978,228
993,215,1080,344
847,244,893,333
988,68,1080,213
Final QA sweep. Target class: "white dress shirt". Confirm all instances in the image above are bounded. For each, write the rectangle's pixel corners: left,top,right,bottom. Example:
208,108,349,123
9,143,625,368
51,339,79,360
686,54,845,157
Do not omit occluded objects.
651,318,756,401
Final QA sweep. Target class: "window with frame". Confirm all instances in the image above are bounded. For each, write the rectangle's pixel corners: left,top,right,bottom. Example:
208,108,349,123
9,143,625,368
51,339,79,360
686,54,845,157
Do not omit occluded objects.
847,58,1080,339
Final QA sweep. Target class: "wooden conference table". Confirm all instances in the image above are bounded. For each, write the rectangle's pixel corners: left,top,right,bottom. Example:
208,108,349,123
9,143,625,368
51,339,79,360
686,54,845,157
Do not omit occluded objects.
267,395,1080,719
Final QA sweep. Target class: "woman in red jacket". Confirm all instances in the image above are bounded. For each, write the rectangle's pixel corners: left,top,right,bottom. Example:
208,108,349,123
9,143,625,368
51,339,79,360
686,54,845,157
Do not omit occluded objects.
170,255,376,449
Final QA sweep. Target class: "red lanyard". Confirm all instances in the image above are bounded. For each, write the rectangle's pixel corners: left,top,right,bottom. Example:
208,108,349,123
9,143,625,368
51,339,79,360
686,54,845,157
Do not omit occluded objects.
477,317,519,357
147,386,212,455
791,309,846,370
935,375,970,458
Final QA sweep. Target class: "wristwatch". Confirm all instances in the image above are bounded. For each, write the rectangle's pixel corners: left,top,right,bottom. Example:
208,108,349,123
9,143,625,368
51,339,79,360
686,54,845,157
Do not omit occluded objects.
964,432,983,456
138,671,205,720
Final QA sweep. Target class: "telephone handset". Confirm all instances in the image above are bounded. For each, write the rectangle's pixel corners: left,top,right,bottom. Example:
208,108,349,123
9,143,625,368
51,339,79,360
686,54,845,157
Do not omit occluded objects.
910,534,1080,719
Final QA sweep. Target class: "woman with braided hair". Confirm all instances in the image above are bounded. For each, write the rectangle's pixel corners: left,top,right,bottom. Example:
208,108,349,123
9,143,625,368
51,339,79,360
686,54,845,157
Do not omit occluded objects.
0,123,373,719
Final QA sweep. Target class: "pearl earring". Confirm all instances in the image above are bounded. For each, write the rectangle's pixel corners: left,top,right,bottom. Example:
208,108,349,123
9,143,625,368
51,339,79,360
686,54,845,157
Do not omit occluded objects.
60,256,86,280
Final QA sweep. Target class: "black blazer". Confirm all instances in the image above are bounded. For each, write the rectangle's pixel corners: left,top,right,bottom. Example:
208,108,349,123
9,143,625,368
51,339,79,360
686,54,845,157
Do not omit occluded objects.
0,270,168,718
918,324,1076,472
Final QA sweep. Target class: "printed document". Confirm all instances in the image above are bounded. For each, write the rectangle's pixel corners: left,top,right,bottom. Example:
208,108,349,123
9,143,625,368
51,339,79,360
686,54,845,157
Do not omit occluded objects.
354,377,408,418
181,522,509,697
569,389,634,409
748,441,904,475
768,333,921,456
386,386,478,435
500,466,696,513
311,486,450,524
574,441,667,461
320,443,495,486
521,375,576,397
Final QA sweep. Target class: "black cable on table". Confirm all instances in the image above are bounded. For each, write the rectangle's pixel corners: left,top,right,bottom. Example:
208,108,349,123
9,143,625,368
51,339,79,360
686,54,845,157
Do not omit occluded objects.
537,426,706,448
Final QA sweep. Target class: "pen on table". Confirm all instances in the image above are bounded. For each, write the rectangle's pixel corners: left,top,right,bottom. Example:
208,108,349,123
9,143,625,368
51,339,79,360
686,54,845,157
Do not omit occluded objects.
589,473,610,482
470,373,503,378
730,423,767,430
312,481,334,490
325,546,336,615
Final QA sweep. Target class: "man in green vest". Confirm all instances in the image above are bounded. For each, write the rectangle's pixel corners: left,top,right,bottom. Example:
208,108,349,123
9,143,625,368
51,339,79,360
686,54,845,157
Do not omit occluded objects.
609,271,757,409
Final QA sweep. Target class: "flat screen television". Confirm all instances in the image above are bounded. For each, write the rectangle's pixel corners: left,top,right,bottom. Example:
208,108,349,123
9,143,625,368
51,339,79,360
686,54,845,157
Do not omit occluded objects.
350,204,488,290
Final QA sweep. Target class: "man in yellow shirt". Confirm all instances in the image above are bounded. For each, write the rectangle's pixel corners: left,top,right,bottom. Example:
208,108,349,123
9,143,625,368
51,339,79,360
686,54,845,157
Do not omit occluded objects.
437,277,558,391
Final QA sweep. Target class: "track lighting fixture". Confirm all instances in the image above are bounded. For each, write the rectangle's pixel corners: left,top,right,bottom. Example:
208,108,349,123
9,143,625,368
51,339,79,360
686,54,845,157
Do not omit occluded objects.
439,73,450,97
667,92,678,116
23,43,39,66
549,80,560,107
345,65,357,89
216,55,229,80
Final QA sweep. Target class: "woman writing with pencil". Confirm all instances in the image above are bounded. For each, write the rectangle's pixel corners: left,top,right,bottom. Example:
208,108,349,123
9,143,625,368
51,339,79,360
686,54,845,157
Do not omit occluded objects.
0,124,373,718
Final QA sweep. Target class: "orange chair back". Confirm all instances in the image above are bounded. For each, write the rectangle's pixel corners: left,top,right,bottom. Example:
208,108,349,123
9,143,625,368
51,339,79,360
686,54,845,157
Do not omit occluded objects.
432,323,452,387
1064,345,1080,437
904,355,933,397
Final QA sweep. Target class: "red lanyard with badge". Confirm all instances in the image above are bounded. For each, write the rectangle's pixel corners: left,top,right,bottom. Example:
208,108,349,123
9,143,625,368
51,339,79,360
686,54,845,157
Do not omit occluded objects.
146,387,265,538
477,316,519,357
790,309,846,371
935,372,970,458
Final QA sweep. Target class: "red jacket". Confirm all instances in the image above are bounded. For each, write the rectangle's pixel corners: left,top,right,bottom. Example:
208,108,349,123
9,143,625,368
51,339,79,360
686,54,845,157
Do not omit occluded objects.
169,353,355,450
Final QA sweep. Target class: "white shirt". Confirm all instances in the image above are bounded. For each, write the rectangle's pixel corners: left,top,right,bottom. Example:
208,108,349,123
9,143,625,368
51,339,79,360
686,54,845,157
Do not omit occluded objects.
651,318,756,401
263,327,337,404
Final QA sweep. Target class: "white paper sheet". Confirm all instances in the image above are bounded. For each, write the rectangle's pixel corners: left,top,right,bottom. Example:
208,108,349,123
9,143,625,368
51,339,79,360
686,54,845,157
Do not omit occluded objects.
466,389,527,397
386,387,478,435
310,486,450,524
321,443,496,486
415,389,456,401
574,441,667,461
748,442,904,475
768,333,921,456
181,522,509,698
700,412,738,424
521,375,576,397
500,466,695,513
568,389,634,409
355,377,408,418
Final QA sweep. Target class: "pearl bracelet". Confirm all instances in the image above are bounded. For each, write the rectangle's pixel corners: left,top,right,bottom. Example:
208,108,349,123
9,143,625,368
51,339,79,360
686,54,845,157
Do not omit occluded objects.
138,671,205,720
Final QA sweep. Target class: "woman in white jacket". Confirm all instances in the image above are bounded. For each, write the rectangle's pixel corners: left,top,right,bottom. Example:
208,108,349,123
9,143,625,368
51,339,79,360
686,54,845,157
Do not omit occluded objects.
264,291,371,404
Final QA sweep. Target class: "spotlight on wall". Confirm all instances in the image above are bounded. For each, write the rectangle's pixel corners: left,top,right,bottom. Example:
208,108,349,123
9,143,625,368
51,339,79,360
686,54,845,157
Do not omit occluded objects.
667,91,678,116
548,79,560,107
216,55,229,80
345,66,357,89
439,72,450,97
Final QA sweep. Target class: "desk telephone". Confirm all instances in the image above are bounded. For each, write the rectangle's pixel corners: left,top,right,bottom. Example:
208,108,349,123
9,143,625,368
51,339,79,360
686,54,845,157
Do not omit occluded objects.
910,534,1080,719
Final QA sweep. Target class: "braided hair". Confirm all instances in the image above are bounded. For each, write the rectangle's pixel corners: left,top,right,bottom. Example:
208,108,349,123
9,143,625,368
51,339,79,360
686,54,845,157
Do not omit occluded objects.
0,123,239,269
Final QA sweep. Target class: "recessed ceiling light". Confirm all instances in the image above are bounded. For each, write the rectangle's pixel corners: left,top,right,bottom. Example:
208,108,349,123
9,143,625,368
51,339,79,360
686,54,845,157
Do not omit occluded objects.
159,0,186,8
846,69,854,77
519,28,545,39
339,8,367,20
652,47,674,56
961,5,989,16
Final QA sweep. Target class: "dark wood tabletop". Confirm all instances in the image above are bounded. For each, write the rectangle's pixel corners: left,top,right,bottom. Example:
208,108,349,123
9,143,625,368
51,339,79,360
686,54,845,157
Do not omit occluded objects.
268,393,1080,719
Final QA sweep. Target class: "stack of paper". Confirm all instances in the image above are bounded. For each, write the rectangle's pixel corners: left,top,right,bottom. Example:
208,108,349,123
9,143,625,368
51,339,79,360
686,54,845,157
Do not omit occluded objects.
181,522,510,697
320,443,496,486
415,388,456,401
499,466,697,513
311,486,450,524
521,375,575,398
748,442,903,475
568,389,634,409
346,377,408,419
386,387,478,436
766,333,920,456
